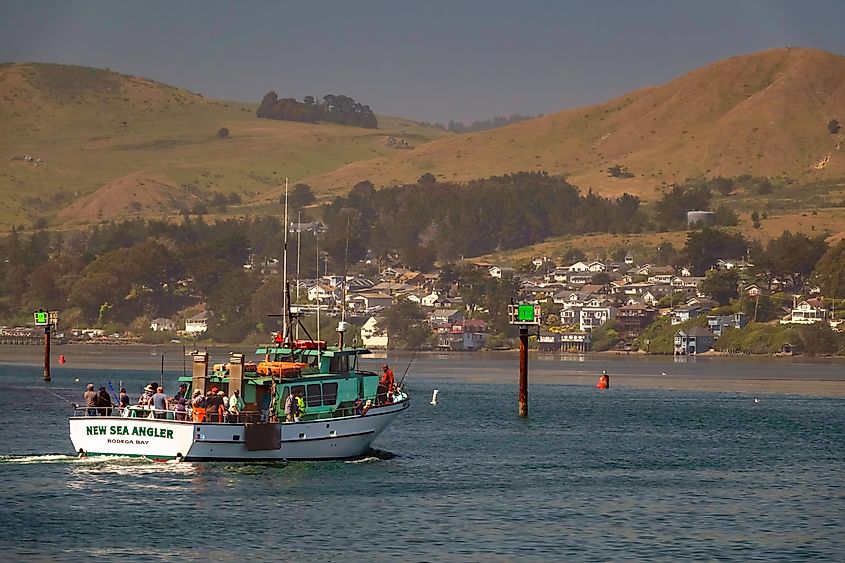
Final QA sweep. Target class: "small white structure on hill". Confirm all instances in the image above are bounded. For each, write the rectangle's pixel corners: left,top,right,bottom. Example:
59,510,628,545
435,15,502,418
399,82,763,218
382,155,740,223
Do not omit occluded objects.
361,316,388,349
185,312,209,334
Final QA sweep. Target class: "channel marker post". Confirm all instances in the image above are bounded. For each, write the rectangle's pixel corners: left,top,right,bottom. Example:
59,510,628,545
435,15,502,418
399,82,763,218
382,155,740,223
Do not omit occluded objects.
508,302,540,417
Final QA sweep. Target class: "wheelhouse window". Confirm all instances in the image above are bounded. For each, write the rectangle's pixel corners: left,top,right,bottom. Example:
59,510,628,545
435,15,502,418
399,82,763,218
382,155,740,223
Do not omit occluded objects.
322,382,338,405
306,383,322,407
329,354,350,374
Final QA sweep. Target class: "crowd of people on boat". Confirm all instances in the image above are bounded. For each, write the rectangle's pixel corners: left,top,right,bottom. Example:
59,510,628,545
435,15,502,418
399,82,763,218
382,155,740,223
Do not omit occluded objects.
82,382,246,422
81,365,403,421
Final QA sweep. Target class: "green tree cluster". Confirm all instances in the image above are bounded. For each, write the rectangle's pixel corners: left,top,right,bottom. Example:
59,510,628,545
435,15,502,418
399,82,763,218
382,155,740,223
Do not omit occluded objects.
257,92,377,128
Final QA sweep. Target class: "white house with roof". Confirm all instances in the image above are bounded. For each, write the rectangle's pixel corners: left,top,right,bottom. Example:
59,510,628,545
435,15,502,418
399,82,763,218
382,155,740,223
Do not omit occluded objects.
568,261,589,272
185,311,209,334
360,316,388,349
781,299,828,325
586,260,607,273
579,298,616,332
489,266,516,279
150,318,176,332
308,283,340,304
347,292,394,313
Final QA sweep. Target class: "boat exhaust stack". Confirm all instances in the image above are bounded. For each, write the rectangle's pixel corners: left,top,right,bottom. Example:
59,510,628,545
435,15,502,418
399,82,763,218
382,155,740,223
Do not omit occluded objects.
192,352,209,395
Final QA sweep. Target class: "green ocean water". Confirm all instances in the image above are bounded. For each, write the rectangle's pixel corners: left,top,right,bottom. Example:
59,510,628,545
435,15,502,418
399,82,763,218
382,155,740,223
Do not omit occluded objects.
0,355,843,561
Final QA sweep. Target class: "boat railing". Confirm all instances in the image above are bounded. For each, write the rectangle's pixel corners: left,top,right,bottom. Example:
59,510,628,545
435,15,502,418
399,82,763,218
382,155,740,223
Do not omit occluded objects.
70,406,269,423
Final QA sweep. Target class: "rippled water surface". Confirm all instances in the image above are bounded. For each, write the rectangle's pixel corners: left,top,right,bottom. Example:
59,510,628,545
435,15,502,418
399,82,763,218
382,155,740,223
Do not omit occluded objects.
1,357,843,561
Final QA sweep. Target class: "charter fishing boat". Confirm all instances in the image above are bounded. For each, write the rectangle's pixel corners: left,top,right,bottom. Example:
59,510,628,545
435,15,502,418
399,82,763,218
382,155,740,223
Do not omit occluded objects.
68,336,410,461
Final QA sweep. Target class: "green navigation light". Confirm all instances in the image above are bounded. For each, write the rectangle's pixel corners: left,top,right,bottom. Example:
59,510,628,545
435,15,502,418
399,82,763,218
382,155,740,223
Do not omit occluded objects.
517,304,535,322
34,310,48,325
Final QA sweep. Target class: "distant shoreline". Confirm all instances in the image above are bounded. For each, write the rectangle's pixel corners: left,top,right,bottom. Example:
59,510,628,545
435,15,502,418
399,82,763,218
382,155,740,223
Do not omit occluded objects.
2,344,844,398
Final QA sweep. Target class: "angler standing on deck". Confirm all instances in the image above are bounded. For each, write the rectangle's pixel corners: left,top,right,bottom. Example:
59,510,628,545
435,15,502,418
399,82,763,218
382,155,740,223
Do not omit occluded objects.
83,384,98,416
379,364,395,404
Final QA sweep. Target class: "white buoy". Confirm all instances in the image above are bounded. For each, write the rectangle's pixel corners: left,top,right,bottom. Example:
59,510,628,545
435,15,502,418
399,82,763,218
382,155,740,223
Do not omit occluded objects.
74,378,80,383
430,390,438,405
754,398,760,403
661,372,667,376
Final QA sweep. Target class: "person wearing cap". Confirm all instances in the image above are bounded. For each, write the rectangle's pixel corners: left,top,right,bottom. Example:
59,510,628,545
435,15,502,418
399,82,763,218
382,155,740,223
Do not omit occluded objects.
138,384,155,408
83,384,98,416
191,389,207,422
228,389,245,423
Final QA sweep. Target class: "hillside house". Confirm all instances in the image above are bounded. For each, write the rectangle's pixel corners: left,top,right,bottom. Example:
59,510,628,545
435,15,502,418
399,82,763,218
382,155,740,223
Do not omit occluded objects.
781,299,828,325
360,316,388,349
567,261,589,272
671,305,703,325
674,326,715,355
489,266,516,279
567,272,593,285
429,308,464,327
617,305,657,339
150,318,176,332
347,292,394,313
580,299,616,332
707,312,748,337
436,319,487,351
538,330,591,352
185,312,209,334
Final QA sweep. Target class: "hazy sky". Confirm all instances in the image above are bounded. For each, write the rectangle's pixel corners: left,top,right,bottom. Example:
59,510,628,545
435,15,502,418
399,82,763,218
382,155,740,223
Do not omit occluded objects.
2,0,845,123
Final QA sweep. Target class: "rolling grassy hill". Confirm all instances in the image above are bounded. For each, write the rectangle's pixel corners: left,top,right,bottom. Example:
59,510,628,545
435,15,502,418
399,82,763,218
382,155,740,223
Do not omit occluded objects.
302,48,845,199
0,63,451,228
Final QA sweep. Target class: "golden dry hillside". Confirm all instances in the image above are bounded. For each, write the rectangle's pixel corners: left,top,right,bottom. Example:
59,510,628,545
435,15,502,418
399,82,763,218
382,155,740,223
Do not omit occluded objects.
303,48,845,199
0,63,451,228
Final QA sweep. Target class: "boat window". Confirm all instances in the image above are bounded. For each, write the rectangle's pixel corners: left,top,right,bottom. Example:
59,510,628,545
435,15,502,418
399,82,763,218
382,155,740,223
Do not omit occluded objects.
329,355,350,374
322,382,338,405
291,385,305,401
281,386,290,403
306,383,322,407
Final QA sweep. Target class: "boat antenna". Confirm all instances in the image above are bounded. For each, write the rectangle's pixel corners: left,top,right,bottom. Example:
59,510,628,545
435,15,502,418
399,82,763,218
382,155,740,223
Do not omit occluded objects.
295,208,302,340
338,216,350,349
282,177,289,341
316,230,321,344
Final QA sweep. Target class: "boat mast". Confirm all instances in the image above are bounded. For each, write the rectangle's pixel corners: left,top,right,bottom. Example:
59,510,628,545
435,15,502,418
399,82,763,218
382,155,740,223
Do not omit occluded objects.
296,209,302,340
316,230,321,343
282,178,289,341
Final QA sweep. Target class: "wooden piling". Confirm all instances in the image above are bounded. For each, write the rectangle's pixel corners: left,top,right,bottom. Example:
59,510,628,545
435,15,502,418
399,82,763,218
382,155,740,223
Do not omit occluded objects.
43,325,51,382
518,325,528,417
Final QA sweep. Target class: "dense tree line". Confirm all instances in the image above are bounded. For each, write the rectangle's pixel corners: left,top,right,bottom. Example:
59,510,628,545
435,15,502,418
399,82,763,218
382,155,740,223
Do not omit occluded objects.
445,113,538,133
320,172,648,270
0,217,325,339
256,92,377,128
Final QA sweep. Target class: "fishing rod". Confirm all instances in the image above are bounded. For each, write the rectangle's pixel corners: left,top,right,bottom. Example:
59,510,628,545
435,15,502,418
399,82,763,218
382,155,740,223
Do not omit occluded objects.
397,350,418,388
45,389,79,408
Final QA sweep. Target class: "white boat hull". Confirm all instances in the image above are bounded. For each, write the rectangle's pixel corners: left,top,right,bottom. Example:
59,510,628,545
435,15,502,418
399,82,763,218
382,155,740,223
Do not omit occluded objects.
69,398,410,461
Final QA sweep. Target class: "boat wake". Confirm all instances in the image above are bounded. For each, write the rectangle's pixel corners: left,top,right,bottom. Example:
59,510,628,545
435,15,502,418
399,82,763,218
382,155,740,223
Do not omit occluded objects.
0,454,80,465
345,448,398,464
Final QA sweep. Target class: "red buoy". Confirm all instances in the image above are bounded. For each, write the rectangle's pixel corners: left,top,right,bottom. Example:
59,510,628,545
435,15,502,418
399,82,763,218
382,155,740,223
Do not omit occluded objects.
59,354,66,365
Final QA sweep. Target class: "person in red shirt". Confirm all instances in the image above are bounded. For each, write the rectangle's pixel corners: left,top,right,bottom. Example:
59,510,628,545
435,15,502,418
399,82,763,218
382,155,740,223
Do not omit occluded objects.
378,364,395,403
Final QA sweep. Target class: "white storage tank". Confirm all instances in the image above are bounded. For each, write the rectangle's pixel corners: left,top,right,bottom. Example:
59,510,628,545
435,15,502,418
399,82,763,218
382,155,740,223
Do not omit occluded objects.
687,210,716,228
